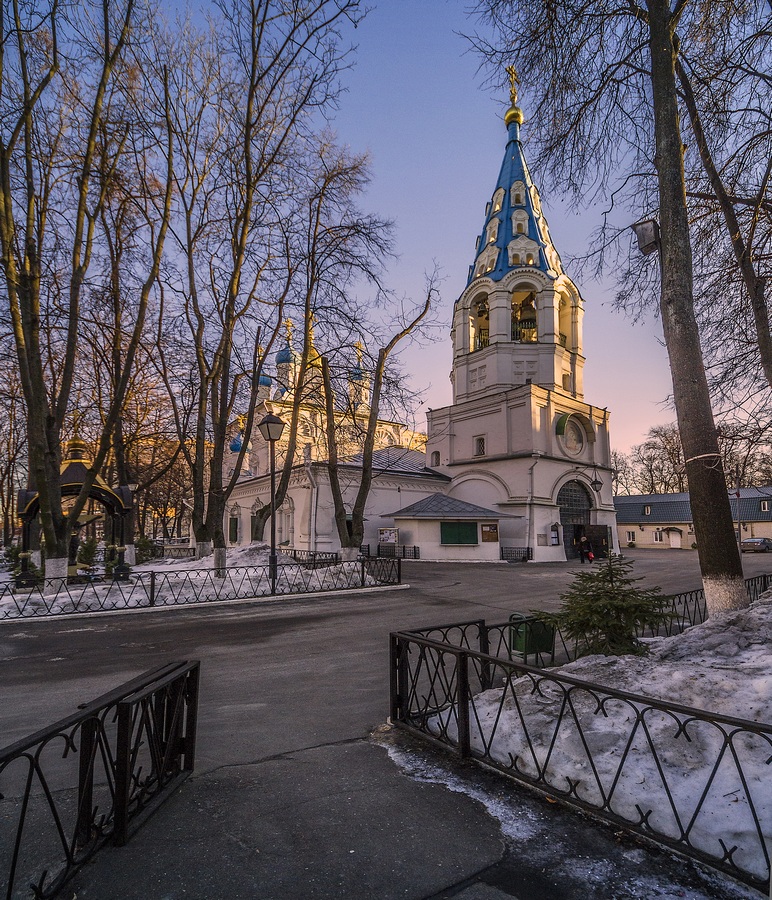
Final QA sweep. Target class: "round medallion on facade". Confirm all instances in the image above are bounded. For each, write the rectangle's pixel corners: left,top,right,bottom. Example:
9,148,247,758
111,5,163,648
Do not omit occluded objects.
558,415,585,456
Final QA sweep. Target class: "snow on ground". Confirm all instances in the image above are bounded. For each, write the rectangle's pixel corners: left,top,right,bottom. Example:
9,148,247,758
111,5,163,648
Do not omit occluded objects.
380,736,758,899
427,593,772,885
132,541,277,571
0,543,386,617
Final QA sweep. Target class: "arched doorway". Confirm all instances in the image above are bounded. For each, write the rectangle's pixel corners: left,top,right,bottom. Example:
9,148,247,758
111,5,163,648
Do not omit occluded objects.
557,480,592,559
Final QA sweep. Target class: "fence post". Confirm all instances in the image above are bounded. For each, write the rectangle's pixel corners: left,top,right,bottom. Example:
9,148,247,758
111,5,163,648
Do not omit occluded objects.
457,650,470,758
397,558,402,584
183,664,200,772
114,701,132,847
76,716,97,848
389,634,402,722
479,624,492,690
149,571,156,607
361,557,366,588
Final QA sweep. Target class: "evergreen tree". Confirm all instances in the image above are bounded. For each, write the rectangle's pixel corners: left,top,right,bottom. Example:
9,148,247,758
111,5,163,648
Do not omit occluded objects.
540,556,675,657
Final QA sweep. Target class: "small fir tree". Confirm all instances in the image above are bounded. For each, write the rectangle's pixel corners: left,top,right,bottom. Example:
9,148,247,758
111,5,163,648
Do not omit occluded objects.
539,555,675,657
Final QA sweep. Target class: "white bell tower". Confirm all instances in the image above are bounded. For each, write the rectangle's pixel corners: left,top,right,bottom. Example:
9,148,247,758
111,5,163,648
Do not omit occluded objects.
426,70,618,561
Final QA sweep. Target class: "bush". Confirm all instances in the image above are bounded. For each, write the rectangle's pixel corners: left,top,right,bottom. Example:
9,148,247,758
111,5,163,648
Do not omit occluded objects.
135,535,156,565
77,536,99,567
536,554,675,657
627,541,636,548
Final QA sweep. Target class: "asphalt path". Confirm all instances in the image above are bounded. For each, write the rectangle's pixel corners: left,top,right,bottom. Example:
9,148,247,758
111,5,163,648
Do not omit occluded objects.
1,548,769,770
1,549,766,900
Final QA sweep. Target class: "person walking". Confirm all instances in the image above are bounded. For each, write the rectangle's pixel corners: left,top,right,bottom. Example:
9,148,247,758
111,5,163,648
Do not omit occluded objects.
579,536,594,564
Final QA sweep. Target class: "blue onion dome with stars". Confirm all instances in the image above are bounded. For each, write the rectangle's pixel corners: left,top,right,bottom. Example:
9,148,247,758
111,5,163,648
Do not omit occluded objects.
467,66,565,286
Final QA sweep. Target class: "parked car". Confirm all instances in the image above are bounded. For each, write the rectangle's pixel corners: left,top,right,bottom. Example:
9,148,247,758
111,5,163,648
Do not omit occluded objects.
740,537,772,552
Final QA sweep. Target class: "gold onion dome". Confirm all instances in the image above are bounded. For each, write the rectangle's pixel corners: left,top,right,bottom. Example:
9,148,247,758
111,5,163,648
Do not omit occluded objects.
63,435,90,463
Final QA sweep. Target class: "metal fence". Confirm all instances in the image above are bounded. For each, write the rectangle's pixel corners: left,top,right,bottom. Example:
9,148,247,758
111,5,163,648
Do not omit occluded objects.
499,547,533,563
1,661,199,900
375,544,420,559
389,631,772,891
283,549,340,569
0,558,401,620
390,573,772,889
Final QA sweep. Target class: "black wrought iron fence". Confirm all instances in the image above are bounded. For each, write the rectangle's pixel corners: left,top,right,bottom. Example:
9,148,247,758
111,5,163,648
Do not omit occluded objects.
499,547,533,563
389,632,772,891
283,549,340,569
376,544,420,559
1,660,199,900
0,559,401,620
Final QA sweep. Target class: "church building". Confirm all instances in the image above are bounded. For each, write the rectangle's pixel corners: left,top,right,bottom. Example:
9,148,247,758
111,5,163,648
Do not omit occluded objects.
225,74,618,561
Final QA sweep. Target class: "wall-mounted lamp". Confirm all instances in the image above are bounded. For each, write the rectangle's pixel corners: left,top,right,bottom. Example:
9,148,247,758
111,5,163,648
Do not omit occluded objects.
639,524,645,532
573,465,603,492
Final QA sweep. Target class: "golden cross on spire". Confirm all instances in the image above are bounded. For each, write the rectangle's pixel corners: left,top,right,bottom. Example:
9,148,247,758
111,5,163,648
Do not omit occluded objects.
506,64,520,106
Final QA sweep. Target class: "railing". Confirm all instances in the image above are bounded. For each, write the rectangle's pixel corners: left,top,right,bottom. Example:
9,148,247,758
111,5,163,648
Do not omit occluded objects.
1,661,199,900
500,547,533,563
376,544,420,560
283,549,340,569
389,632,772,891
474,329,489,350
0,559,401,620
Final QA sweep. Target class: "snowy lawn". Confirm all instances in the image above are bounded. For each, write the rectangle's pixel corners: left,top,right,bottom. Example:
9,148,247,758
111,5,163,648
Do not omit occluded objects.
423,593,772,885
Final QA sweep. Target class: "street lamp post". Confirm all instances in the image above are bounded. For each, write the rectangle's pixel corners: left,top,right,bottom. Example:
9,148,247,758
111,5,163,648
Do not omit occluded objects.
257,413,286,594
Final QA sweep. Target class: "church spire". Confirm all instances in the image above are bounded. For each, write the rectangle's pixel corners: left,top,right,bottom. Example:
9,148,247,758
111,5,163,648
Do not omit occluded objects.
467,68,564,285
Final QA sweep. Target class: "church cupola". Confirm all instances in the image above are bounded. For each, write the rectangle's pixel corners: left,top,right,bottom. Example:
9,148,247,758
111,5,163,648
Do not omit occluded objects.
274,319,300,399
450,67,586,405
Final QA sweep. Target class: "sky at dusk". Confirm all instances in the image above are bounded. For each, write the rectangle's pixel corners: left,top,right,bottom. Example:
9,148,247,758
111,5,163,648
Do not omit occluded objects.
330,1,676,453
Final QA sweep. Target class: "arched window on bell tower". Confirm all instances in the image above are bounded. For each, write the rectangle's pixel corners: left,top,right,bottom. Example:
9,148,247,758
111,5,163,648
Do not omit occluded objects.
470,294,490,351
511,290,537,343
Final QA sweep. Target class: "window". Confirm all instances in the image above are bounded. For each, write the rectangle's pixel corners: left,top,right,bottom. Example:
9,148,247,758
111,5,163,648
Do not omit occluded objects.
430,451,440,467
653,530,664,543
643,505,651,516
474,436,486,456
229,516,239,543
626,530,636,543
441,522,478,545
761,500,769,512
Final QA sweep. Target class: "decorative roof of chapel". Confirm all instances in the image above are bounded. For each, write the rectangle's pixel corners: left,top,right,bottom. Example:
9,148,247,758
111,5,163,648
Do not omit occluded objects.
467,67,564,286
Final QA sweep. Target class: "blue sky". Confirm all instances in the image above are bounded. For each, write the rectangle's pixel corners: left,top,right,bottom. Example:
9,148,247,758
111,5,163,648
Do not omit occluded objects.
329,1,675,452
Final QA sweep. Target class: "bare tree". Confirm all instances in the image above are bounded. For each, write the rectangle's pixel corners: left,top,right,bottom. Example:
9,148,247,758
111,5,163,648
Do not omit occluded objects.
0,0,173,578
156,2,363,570
248,136,395,544
322,284,434,556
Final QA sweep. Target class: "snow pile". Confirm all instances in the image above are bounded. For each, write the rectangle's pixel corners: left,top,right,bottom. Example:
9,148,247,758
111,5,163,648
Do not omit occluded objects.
133,541,277,571
429,593,772,881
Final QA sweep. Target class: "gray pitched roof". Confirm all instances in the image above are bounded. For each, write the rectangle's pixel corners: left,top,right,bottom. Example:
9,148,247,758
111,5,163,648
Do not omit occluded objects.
384,493,514,520
614,487,772,524
340,447,450,480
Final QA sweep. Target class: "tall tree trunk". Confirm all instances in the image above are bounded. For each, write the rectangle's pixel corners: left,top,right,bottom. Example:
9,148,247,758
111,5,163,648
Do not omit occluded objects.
647,0,745,613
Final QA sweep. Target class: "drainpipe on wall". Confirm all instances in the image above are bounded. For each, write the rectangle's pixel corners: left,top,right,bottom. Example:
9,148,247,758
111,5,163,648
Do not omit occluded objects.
525,453,541,557
304,444,318,551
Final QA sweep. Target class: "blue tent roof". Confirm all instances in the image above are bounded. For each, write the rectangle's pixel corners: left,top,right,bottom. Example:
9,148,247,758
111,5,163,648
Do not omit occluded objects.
467,116,564,286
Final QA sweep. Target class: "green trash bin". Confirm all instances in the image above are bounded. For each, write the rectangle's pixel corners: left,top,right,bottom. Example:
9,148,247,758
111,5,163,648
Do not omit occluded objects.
508,613,555,660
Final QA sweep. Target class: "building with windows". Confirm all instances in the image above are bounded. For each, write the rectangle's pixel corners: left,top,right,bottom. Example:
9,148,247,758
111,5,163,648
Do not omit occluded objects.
224,74,618,561
615,488,772,550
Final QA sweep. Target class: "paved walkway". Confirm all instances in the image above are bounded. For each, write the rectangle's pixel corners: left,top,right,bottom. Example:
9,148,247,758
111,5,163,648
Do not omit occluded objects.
2,552,766,899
